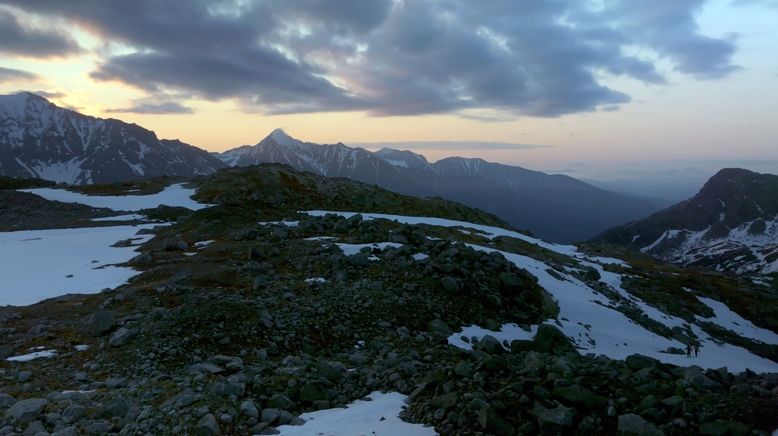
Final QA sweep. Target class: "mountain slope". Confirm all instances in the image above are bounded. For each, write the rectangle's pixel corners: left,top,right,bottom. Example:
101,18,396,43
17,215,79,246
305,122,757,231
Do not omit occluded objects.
217,130,660,242
2,164,777,434
0,92,225,184
596,168,778,275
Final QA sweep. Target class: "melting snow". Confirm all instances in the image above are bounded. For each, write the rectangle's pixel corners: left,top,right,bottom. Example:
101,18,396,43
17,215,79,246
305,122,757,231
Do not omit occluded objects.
695,296,778,345
91,214,146,222
298,210,778,372
20,183,206,211
0,225,155,306
276,391,436,436
259,220,299,227
412,253,429,261
6,349,57,362
467,244,778,373
334,242,403,256
303,210,579,257
449,323,541,350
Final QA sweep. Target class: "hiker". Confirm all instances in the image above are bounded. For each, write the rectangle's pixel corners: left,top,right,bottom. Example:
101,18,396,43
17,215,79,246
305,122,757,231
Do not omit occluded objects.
693,342,700,357
686,343,692,358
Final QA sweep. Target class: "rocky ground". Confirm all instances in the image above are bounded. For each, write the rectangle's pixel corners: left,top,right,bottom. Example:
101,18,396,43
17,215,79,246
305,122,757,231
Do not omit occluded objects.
1,165,777,435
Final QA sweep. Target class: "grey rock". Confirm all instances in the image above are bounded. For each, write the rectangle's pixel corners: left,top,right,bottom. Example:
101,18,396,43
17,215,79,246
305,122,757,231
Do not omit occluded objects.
109,327,136,347
207,380,245,398
617,413,664,435
50,427,78,436
440,276,460,292
0,345,13,360
18,371,32,382
625,354,659,371
531,402,575,433
261,408,280,424
698,420,749,436
96,397,129,418
267,394,294,411
533,324,575,354
474,335,505,354
240,400,259,418
85,421,111,435
129,253,153,265
85,311,115,336
163,238,188,251
196,413,221,436
22,420,46,435
5,398,47,424
299,382,328,403
427,319,452,337
62,404,86,424
0,393,16,408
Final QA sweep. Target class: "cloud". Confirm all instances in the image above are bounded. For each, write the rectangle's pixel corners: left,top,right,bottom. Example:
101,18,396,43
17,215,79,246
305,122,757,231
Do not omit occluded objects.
104,100,194,115
2,0,740,117
0,65,38,82
356,141,550,151
29,90,64,99
0,8,81,57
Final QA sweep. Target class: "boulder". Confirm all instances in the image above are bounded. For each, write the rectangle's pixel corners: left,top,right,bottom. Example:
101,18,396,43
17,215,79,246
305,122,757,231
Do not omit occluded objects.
109,327,136,347
533,324,575,354
96,397,129,418
5,398,47,424
552,385,608,410
440,276,460,292
531,402,575,433
698,420,749,436
85,310,115,336
240,400,259,418
625,354,659,371
0,393,16,408
299,382,328,403
267,394,295,411
196,413,221,436
617,413,664,435
474,335,505,354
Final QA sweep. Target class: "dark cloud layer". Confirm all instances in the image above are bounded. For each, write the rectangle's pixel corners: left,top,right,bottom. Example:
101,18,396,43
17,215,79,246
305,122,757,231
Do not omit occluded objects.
1,0,741,117
0,9,81,57
0,66,38,82
104,101,194,115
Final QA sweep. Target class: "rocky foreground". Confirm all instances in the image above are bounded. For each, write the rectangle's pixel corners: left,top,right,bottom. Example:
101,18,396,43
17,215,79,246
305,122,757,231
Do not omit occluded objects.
1,165,777,435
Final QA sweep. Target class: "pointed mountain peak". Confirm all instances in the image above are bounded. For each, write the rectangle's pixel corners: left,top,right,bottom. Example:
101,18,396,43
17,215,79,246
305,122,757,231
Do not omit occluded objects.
262,128,302,147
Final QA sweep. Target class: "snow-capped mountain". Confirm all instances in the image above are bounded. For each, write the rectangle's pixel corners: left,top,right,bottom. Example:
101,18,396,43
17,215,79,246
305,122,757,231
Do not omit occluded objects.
596,168,778,275
217,129,661,242
0,92,225,184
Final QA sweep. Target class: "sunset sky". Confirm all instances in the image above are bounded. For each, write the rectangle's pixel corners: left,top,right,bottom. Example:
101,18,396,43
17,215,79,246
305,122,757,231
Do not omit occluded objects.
1,0,776,176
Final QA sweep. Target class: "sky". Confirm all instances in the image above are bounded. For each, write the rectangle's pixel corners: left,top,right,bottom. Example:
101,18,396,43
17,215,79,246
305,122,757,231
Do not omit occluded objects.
0,0,776,182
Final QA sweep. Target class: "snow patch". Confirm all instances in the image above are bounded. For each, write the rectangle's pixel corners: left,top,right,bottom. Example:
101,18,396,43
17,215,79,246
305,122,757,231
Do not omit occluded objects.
6,349,57,362
695,296,778,345
276,391,436,436
91,214,146,222
335,242,402,257
20,183,207,212
0,225,155,306
448,323,542,350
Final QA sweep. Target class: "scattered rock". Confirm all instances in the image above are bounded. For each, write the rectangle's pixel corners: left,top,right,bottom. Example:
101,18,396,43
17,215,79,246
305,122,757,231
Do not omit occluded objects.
5,398,48,424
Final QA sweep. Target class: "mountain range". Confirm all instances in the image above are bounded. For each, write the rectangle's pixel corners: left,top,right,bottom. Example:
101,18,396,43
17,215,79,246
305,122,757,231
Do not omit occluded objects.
595,168,778,276
217,129,661,242
0,92,225,184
